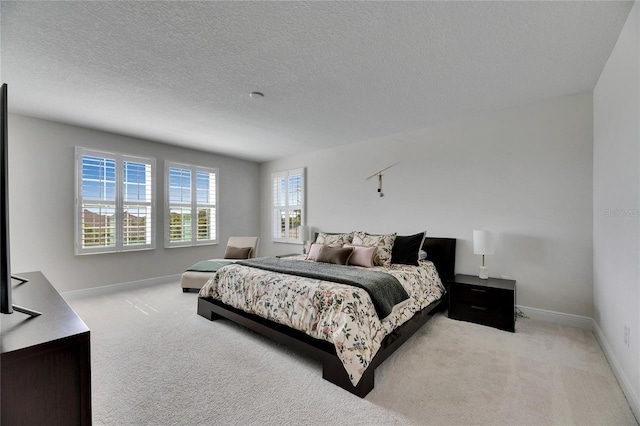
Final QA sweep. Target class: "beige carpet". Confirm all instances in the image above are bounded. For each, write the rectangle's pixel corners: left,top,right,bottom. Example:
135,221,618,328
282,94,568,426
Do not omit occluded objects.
67,281,638,426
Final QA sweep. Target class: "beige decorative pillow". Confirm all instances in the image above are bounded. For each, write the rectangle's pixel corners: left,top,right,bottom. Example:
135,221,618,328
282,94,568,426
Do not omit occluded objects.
351,231,397,267
315,232,353,245
306,243,342,261
223,246,252,259
316,245,354,265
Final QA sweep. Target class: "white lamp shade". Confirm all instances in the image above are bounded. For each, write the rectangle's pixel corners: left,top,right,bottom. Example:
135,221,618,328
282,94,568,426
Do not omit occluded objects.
473,230,494,255
300,226,312,241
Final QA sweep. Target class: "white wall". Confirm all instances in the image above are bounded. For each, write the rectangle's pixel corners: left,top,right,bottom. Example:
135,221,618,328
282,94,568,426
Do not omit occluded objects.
8,114,260,292
593,0,640,416
261,92,594,317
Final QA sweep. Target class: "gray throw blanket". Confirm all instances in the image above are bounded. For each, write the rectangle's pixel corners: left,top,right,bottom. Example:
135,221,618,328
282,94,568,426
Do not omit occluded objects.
237,257,409,319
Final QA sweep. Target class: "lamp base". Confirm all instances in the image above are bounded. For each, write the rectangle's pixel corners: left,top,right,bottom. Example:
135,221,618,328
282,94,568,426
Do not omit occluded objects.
479,266,489,280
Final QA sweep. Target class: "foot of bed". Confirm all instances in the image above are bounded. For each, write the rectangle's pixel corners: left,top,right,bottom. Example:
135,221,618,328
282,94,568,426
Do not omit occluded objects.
322,354,374,398
196,296,443,398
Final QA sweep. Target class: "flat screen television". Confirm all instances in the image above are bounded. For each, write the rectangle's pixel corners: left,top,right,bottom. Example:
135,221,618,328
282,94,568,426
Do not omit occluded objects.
1,83,40,317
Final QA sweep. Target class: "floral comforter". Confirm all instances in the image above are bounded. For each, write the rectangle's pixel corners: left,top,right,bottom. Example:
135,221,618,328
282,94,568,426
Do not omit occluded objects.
199,256,445,385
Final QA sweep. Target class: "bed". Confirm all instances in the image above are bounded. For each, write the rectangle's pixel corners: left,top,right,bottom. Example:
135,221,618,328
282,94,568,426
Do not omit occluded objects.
197,233,456,397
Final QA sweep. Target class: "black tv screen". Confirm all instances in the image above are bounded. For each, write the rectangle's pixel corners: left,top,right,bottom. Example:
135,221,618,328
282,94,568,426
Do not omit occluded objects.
0,84,39,317
1,83,12,314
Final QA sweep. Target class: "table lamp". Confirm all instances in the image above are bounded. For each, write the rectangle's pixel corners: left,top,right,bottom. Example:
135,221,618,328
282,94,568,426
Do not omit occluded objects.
300,225,312,254
473,230,494,279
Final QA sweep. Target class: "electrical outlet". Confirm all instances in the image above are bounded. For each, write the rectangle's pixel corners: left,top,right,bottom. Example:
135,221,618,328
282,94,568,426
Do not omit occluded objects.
624,325,630,347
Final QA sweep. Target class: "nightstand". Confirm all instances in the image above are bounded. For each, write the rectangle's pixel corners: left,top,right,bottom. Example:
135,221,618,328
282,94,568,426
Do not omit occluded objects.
448,274,516,332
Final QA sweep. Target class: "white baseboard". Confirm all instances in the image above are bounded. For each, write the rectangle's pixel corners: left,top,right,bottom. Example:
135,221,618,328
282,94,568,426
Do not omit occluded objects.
62,274,182,300
593,321,640,422
517,305,594,330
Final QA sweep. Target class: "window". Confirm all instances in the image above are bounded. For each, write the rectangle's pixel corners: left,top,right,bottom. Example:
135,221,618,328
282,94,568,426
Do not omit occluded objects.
272,168,305,243
165,162,218,247
75,147,155,254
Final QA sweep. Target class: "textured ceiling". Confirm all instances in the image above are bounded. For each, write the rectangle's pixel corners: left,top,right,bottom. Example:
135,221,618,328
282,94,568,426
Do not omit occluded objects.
0,1,634,162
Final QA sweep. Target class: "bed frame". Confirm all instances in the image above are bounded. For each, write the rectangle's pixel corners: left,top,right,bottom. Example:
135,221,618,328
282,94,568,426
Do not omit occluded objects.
197,236,456,397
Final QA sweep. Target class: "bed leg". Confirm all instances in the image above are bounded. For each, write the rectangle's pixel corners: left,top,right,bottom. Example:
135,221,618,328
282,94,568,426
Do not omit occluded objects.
321,355,374,398
197,298,223,321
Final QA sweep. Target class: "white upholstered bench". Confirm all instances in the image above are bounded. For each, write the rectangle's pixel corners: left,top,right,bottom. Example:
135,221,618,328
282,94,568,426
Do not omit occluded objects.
181,236,259,292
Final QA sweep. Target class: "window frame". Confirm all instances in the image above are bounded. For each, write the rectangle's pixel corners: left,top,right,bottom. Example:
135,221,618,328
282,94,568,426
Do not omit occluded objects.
164,161,219,248
75,147,156,255
271,167,305,244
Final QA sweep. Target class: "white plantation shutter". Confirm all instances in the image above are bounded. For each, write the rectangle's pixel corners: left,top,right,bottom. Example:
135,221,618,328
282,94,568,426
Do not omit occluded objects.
75,147,155,254
272,172,287,241
196,170,216,242
165,162,218,247
272,168,304,243
122,160,153,247
167,167,192,244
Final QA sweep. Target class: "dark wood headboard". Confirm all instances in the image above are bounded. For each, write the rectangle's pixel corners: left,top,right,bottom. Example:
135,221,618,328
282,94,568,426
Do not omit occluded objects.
311,232,456,284
422,237,457,284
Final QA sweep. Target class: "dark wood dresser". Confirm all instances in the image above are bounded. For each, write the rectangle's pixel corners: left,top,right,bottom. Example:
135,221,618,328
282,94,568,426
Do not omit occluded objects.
1,271,91,425
448,273,516,332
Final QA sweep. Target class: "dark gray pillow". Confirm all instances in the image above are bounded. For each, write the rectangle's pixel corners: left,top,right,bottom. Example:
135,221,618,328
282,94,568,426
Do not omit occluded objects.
391,232,426,266
316,245,354,265
224,246,252,259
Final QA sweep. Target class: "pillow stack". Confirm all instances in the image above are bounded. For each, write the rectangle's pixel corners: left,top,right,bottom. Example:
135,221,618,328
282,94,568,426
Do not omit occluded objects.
306,231,426,267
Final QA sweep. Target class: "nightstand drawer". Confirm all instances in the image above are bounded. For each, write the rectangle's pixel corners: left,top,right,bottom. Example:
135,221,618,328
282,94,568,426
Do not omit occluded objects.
449,284,512,308
449,302,514,332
